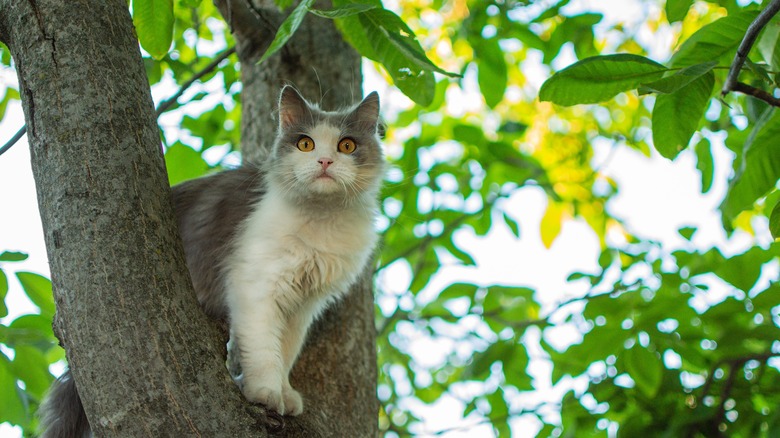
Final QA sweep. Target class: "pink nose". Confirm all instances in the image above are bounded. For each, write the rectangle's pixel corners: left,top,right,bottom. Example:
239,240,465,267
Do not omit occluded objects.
318,158,334,170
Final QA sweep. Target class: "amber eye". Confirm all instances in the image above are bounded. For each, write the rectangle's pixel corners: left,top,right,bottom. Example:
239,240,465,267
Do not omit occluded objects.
338,138,357,154
296,136,315,152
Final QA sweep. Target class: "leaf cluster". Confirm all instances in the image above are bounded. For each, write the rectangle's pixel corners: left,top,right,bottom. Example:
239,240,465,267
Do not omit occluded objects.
0,252,61,436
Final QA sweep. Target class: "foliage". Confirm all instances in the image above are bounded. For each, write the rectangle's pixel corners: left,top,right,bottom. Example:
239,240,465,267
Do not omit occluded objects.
2,0,780,437
0,252,60,436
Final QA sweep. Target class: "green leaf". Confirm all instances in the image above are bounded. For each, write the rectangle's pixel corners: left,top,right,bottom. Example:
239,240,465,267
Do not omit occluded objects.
503,213,520,238
713,246,774,292
670,10,760,68
0,87,20,120
504,344,532,391
651,70,714,159
487,387,509,420
666,0,694,23
133,0,175,60
258,0,316,64
309,3,376,18
539,54,668,106
10,345,53,398
475,37,507,108
6,314,56,350
334,4,456,105
623,346,662,398
437,282,478,302
721,108,780,220
165,142,209,186
0,251,29,262
440,239,476,266
758,17,780,70
640,61,716,94
15,272,55,318
771,199,780,239
678,226,697,241
464,340,512,380
365,10,457,77
0,354,28,427
695,138,715,193
0,270,7,318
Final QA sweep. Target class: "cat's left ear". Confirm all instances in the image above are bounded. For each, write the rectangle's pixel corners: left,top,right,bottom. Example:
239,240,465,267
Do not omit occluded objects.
351,92,381,133
279,86,310,129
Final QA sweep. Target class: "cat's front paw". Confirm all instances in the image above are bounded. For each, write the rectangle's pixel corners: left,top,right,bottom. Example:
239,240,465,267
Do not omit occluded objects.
243,383,285,415
282,385,304,416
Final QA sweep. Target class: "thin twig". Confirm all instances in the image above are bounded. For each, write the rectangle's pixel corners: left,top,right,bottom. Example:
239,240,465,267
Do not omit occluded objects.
699,351,780,400
694,351,780,436
419,403,558,436
0,124,26,157
155,46,237,117
721,0,780,96
1,47,236,158
375,189,514,273
732,81,780,107
240,0,279,31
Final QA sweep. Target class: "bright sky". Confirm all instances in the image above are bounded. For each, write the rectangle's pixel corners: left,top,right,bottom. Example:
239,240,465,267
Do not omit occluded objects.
0,0,773,437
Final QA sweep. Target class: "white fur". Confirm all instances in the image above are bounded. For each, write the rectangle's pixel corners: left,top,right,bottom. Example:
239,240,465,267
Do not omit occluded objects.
224,129,378,415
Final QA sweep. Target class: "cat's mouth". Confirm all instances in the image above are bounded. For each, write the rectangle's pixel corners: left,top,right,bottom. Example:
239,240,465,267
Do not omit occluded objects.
316,171,335,181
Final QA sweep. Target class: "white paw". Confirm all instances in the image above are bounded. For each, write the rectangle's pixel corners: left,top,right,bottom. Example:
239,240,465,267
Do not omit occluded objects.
243,382,285,414
282,385,304,416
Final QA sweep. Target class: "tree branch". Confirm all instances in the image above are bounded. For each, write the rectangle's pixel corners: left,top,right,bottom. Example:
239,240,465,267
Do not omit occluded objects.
700,351,780,397
0,123,25,156
155,46,237,116
375,189,515,273
0,47,236,158
721,0,780,96
732,81,780,107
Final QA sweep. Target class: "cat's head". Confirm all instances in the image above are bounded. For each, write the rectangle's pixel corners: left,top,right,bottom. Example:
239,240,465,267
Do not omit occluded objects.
267,86,384,206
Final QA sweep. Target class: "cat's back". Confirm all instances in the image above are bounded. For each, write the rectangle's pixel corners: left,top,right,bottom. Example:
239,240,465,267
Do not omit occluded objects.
172,166,265,318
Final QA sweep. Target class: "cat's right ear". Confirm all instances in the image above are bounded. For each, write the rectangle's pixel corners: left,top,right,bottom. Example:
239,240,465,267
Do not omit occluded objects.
279,86,308,129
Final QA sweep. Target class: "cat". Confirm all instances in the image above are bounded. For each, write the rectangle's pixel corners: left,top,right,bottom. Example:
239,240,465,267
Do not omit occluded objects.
38,86,384,436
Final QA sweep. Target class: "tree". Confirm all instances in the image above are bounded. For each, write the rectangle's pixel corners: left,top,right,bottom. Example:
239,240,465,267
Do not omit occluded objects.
1,0,780,437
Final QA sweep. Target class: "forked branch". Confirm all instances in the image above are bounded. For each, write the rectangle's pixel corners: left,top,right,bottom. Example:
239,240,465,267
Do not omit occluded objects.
721,0,780,101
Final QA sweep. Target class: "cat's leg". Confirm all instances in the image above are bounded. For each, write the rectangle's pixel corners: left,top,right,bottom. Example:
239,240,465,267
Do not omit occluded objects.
279,298,327,416
228,284,289,414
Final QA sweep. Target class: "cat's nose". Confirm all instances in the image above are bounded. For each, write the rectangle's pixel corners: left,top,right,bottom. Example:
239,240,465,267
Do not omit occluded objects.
318,158,334,170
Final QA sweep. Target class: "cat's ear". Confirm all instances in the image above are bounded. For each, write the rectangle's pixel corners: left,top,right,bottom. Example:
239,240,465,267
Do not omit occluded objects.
279,86,309,129
351,92,381,132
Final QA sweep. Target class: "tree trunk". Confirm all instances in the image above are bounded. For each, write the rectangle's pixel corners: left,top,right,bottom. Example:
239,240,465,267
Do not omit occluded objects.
0,0,377,436
214,1,379,436
0,1,265,436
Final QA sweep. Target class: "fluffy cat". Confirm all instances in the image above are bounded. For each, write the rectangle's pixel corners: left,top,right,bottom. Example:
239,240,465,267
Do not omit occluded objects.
38,86,384,436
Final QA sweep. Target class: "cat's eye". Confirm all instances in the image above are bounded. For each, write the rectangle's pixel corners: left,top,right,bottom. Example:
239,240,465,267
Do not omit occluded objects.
296,136,315,152
338,138,357,154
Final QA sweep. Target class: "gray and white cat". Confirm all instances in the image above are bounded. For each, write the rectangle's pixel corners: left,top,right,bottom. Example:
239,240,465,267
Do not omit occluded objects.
39,86,384,436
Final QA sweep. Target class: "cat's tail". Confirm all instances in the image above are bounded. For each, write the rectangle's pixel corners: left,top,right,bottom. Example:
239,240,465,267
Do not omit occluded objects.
38,369,91,438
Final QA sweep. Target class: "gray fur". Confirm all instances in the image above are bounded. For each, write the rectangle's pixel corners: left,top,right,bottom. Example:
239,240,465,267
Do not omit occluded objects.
38,371,89,438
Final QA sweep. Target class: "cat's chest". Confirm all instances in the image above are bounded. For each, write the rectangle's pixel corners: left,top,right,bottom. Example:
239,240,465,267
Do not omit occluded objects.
240,192,375,262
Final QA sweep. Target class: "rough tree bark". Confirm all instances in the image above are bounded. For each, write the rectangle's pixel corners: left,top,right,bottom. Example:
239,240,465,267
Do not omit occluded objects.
0,0,377,436
0,0,262,436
